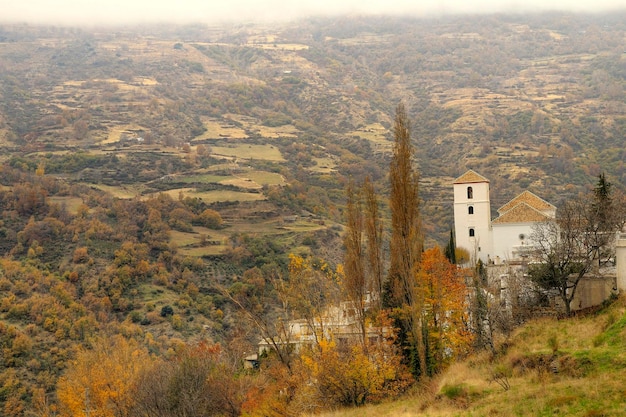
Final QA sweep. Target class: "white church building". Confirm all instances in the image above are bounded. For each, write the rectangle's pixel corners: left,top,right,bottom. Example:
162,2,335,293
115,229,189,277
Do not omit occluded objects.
453,170,556,264
453,169,626,311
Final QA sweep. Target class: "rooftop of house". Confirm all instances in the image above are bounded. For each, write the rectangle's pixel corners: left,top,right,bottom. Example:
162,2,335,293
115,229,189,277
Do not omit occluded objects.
453,169,490,184
492,202,552,224
497,190,556,214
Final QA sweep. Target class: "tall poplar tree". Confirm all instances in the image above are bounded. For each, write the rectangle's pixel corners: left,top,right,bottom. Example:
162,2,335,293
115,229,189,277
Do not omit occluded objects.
343,181,368,346
386,103,426,378
363,176,384,311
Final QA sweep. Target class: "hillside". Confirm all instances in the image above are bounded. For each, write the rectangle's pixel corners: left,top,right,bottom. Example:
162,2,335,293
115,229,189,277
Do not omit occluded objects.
317,295,626,417
1,13,625,246
0,11,625,416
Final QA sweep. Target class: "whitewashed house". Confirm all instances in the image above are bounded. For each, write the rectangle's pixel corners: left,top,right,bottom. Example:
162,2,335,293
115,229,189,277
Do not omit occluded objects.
454,170,626,311
453,170,556,264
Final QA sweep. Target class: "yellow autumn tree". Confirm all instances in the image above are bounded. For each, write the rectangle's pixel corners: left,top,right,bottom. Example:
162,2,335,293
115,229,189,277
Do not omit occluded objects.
299,318,413,409
56,335,154,417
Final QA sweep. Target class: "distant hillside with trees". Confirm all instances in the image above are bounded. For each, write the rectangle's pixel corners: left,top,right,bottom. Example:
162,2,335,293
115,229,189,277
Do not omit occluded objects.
0,11,625,416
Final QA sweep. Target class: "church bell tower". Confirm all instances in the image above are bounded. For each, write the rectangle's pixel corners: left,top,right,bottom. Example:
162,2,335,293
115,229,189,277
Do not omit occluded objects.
453,170,492,264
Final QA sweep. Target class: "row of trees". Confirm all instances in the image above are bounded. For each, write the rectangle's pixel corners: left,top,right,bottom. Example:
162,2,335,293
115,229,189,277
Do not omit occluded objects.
380,104,472,377
223,104,474,402
32,104,625,416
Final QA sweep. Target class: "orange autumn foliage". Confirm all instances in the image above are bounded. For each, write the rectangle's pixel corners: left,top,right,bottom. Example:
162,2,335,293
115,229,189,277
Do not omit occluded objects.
417,247,473,372
56,335,154,417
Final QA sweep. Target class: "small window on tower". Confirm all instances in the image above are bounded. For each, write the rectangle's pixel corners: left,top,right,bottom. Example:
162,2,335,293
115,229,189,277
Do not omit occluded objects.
468,206,474,214
467,186,473,199
469,228,475,237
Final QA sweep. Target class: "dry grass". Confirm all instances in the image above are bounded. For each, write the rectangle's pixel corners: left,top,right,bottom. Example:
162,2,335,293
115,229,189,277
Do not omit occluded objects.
177,173,230,184
193,117,248,141
216,113,301,139
177,246,225,257
211,144,285,162
143,188,266,204
348,123,393,154
99,123,148,145
316,296,626,417
219,177,263,189
168,230,205,247
252,124,299,138
335,33,394,46
89,184,144,199
169,224,232,256
244,170,285,186
308,156,337,173
249,42,309,51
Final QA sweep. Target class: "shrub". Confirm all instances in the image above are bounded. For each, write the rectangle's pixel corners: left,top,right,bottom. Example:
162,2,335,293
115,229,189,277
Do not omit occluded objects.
160,305,174,317
490,364,512,391
440,383,468,400
128,311,143,324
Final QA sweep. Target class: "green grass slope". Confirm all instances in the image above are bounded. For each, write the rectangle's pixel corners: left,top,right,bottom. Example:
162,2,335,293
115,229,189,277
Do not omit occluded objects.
317,295,626,417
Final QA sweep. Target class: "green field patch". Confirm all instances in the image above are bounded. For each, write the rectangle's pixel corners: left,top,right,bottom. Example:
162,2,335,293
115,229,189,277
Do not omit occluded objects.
232,113,298,138
200,163,236,171
248,40,309,51
89,184,144,199
145,188,266,203
219,177,262,189
170,171,282,188
211,144,285,162
193,117,248,141
308,156,337,173
135,284,180,308
226,219,284,234
244,35,308,49
178,245,226,257
170,226,224,242
172,226,230,257
176,174,231,184
279,220,327,233
335,33,394,46
349,123,392,154
193,190,266,203
251,124,299,138
349,122,388,142
169,230,204,247
245,171,285,186
48,196,85,214
99,123,148,145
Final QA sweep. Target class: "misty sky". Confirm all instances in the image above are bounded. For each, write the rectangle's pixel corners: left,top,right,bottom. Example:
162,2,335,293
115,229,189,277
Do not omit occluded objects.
2,0,626,26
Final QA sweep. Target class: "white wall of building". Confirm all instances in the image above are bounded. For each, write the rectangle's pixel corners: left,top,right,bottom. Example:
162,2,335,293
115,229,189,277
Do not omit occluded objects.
453,180,493,263
492,223,535,263
617,234,626,293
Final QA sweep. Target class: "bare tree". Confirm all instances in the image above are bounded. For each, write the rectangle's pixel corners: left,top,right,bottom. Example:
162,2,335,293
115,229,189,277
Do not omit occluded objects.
343,181,367,346
363,176,384,311
131,343,249,417
218,268,296,370
529,175,625,315
529,201,598,316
